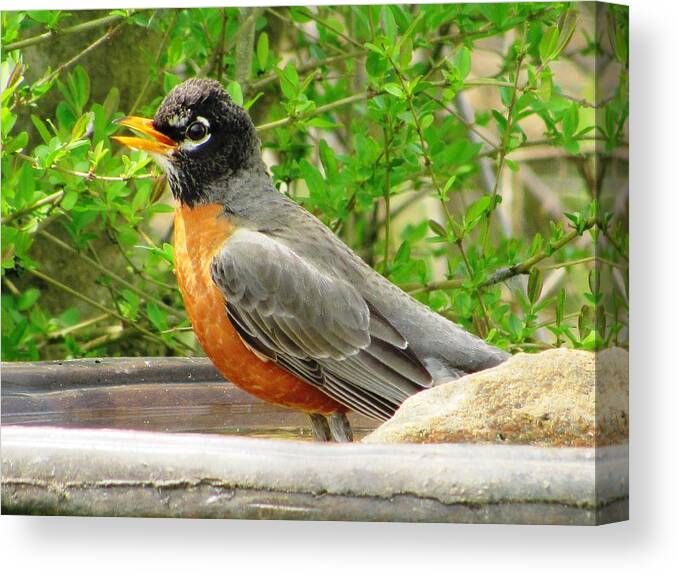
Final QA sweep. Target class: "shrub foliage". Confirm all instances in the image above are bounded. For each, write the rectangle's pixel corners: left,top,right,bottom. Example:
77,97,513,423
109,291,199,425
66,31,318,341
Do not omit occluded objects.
1,3,629,360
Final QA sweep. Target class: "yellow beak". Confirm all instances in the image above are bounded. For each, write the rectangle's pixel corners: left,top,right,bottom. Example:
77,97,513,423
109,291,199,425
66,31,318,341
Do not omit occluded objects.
112,116,177,155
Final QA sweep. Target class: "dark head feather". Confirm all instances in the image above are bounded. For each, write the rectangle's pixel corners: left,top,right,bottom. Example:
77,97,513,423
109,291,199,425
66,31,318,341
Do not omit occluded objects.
152,78,260,206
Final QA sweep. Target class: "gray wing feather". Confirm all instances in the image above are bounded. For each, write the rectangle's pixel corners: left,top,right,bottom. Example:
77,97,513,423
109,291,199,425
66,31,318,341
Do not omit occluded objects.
211,230,432,420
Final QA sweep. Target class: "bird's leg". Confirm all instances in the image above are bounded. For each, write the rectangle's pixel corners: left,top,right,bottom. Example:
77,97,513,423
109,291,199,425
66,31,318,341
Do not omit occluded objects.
328,412,353,442
308,413,332,441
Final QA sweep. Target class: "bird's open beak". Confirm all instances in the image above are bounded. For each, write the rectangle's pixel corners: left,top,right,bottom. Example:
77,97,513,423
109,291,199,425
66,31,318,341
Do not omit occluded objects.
112,116,177,155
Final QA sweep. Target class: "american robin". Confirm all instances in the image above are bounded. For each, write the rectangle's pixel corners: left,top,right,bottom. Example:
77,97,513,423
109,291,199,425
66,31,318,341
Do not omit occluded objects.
114,78,509,442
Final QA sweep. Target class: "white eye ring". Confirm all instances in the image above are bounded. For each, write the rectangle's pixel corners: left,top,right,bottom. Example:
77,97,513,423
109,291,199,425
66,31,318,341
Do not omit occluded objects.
180,116,211,150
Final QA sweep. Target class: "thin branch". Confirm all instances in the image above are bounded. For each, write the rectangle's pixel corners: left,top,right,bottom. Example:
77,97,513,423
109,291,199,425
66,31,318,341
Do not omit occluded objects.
38,230,186,321
250,49,365,92
304,9,364,49
541,255,627,271
235,7,263,87
26,267,185,354
601,227,629,262
387,52,490,335
407,218,597,294
382,122,392,268
80,326,136,352
481,45,526,253
2,276,21,295
4,13,125,51
45,313,110,340
1,190,64,225
33,22,124,97
129,10,177,115
214,9,229,82
15,152,156,182
424,92,499,149
256,91,372,132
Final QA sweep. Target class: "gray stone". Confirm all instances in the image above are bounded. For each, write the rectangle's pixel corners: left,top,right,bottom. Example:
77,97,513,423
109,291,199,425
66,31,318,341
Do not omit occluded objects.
363,348,628,447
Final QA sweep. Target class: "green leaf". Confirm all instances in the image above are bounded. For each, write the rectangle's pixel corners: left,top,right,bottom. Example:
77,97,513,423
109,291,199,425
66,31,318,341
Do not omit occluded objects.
17,162,36,208
465,195,492,229
383,83,405,99
299,159,327,196
399,37,413,68
289,6,312,23
381,6,398,42
454,47,471,80
226,81,243,106
505,158,519,172
394,240,411,264
146,302,167,331
71,65,90,114
580,330,603,351
562,103,579,138
276,62,300,100
443,175,457,193
364,42,385,56
539,66,553,101
257,32,269,70
539,25,559,63
554,9,578,61
305,117,338,129
163,72,182,94
588,269,600,295
529,233,543,257
17,288,40,311
318,139,338,178
31,114,52,144
480,3,511,27
2,131,28,156
428,219,447,238
161,242,174,265
102,87,120,120
60,190,78,211
428,290,450,313
366,50,387,78
57,307,80,327
527,268,543,304
578,305,593,340
507,314,523,339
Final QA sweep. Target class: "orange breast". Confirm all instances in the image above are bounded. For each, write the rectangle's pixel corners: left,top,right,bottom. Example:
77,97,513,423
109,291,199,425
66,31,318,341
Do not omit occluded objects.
173,203,343,415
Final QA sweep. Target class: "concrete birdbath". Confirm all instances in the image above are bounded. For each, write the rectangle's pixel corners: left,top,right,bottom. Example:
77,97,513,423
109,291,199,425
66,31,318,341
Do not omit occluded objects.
1,356,628,524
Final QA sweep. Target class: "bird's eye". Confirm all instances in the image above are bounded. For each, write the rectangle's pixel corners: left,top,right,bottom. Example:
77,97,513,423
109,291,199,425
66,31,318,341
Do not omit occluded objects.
186,121,207,141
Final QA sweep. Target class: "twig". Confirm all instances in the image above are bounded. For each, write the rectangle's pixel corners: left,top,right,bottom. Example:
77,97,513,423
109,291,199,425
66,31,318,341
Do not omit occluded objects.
80,326,135,352
26,267,185,354
129,10,177,115
2,276,21,295
250,49,365,92
1,190,64,225
256,91,372,132
481,45,526,253
33,22,124,98
387,52,490,335
4,13,125,51
303,8,364,49
382,122,392,268
15,152,156,182
407,218,597,294
427,93,499,150
214,9,228,82
45,313,110,341
541,255,626,271
38,230,185,321
601,226,629,262
235,7,262,86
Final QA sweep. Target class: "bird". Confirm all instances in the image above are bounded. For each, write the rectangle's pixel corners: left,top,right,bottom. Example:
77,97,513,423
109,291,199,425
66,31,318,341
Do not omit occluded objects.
114,78,509,442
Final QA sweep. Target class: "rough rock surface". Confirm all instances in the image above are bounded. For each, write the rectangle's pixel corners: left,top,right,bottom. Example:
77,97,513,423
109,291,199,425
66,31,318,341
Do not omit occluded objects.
362,348,628,447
